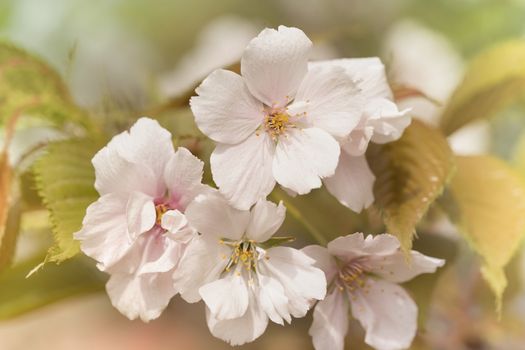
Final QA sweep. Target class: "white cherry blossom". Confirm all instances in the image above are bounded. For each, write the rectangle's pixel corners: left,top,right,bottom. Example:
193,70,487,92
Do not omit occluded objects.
317,58,411,212
74,117,211,321
174,193,327,345
190,25,364,210
303,232,445,350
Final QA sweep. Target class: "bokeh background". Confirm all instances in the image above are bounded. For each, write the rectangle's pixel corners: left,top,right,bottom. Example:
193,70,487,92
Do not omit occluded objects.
1,0,525,349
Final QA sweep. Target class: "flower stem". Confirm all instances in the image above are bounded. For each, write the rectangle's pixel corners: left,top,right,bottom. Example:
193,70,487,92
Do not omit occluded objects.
270,191,327,246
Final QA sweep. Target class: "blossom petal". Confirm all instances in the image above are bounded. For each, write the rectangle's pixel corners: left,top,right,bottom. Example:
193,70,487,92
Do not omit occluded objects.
93,118,173,197
173,234,230,303
309,289,349,350
350,279,417,350
211,132,276,210
327,233,400,262
260,246,326,318
164,147,208,209
185,191,250,240
301,245,338,283
200,275,249,320
368,250,445,283
342,124,374,156
258,274,291,325
190,69,264,144
311,57,393,100
106,271,177,322
291,65,363,138
126,191,156,239
324,153,375,213
246,199,286,242
206,293,269,346
241,26,312,107
74,193,132,270
366,98,411,144
273,127,339,195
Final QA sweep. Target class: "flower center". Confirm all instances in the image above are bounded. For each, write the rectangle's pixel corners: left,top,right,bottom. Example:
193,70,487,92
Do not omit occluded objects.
221,240,262,274
155,203,169,225
338,261,367,292
264,111,292,139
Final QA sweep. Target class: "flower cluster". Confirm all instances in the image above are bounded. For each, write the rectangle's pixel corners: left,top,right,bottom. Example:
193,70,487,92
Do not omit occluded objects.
75,26,443,349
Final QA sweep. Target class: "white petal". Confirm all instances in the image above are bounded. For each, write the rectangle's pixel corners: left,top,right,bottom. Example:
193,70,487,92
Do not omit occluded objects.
327,233,400,262
368,250,445,283
173,234,230,303
260,246,326,318
92,133,159,197
74,193,132,270
258,274,291,324
350,279,417,350
206,292,269,346
309,289,349,350
311,57,393,100
185,191,250,240
200,274,249,320
241,26,312,107
273,127,340,195
137,233,183,275
160,209,187,233
342,123,374,156
125,192,156,239
106,271,177,322
366,98,411,144
164,147,208,209
211,132,276,210
246,199,286,242
93,118,174,197
301,245,338,282
324,153,375,213
291,65,363,138
190,69,264,144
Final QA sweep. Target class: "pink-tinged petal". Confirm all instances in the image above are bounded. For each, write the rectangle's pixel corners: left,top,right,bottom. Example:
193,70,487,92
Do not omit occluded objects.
185,192,250,240
125,192,155,239
246,199,286,242
190,69,264,144
173,234,230,303
160,209,187,233
291,65,363,138
327,233,400,262
211,132,276,210
273,127,340,195
324,153,375,213
92,133,159,197
164,147,209,209
309,289,349,350
106,270,177,322
260,246,326,318
366,98,411,144
241,26,312,107
258,274,291,325
368,250,445,283
350,279,417,350
311,57,393,100
200,275,249,320
342,124,374,156
301,245,338,283
74,193,132,271
206,292,269,346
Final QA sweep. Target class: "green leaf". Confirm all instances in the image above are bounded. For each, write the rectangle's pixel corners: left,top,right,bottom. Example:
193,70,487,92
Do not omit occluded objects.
0,200,21,272
440,40,525,135
0,42,88,129
366,120,456,251
0,254,105,320
442,155,525,312
33,138,100,264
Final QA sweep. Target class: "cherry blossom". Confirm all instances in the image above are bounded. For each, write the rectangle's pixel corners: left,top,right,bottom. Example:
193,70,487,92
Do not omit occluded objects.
75,117,211,321
304,232,444,350
190,25,364,210
174,193,326,345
